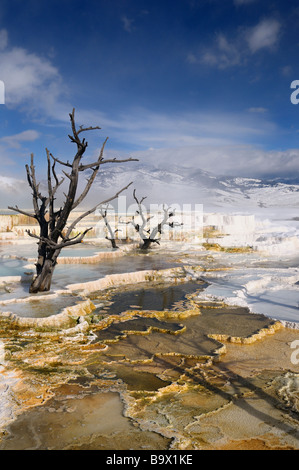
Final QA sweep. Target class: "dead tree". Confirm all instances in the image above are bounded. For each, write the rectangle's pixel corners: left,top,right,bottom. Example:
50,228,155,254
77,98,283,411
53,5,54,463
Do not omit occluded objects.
98,204,120,249
122,189,182,250
8,109,137,293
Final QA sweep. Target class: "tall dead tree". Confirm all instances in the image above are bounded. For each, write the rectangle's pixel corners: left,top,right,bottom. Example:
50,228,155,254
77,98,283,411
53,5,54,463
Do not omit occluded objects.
8,109,137,293
122,189,182,249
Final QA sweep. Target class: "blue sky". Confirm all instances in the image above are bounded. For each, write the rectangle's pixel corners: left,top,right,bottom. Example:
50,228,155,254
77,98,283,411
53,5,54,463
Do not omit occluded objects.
1,0,299,205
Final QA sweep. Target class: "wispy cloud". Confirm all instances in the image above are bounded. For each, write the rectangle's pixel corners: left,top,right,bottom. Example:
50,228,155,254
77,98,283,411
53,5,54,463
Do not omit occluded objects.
247,107,268,114
121,15,134,33
69,106,278,154
189,18,282,69
0,130,40,149
200,33,243,68
0,130,40,170
246,19,281,53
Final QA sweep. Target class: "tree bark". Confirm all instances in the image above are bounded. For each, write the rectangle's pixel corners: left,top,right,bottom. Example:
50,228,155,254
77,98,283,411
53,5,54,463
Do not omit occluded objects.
29,258,56,293
105,236,118,249
29,246,61,293
141,238,154,250
110,238,118,249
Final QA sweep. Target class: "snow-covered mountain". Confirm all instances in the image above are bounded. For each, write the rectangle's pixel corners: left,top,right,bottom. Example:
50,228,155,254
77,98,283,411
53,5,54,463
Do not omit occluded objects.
91,162,299,213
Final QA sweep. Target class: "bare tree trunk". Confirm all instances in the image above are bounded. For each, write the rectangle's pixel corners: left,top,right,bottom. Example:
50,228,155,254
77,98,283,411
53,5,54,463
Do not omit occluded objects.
109,238,119,249
29,259,55,293
29,248,60,293
100,205,120,249
141,238,154,250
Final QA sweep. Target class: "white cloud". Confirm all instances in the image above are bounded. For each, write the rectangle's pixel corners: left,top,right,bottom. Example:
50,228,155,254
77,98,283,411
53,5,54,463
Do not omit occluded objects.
131,145,299,179
201,33,242,68
0,175,31,208
199,33,243,69
0,175,27,190
246,19,281,53
73,107,277,151
0,129,40,170
247,107,268,113
0,130,40,149
0,31,67,118
190,18,282,69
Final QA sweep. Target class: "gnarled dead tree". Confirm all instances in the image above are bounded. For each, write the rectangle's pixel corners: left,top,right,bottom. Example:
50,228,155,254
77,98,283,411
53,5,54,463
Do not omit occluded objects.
8,109,137,293
122,189,182,250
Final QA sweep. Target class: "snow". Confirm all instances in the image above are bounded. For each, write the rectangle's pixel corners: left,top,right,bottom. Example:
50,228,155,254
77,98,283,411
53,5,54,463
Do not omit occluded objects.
201,267,299,326
203,213,256,234
198,207,299,327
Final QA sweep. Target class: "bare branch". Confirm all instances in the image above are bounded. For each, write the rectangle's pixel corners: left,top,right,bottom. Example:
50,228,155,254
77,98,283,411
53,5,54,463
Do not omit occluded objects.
29,154,38,189
68,109,97,151
78,137,108,171
25,228,92,249
133,189,148,229
52,176,65,197
51,161,59,188
8,206,37,219
77,125,101,135
79,156,139,172
65,181,133,238
99,204,116,241
62,170,72,180
69,108,79,143
46,148,53,198
50,152,72,168
71,138,109,210
25,230,52,244
55,228,92,248
25,154,43,217
46,148,56,233
68,134,78,144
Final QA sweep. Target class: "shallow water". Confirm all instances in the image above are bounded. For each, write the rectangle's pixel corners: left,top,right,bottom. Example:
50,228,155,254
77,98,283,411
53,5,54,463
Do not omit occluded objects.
0,258,28,277
0,294,80,318
92,280,206,315
0,242,107,280
0,241,105,260
0,249,184,305
52,251,183,289
0,387,170,450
